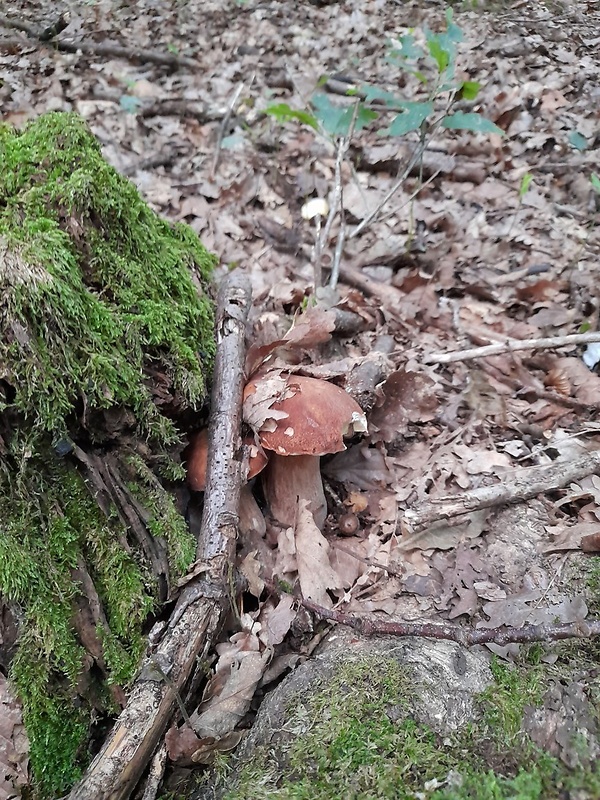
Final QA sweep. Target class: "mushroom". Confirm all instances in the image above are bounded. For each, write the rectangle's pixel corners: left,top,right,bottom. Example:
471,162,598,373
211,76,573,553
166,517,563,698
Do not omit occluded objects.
184,429,268,536
243,375,367,528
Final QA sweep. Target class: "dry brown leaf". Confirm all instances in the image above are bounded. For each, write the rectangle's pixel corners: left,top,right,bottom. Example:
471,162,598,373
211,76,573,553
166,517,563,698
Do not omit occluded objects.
452,443,513,475
190,631,270,739
246,307,336,376
549,358,600,405
295,500,344,608
324,443,395,490
273,526,297,578
398,509,489,552
164,725,243,767
369,368,438,443
242,371,291,432
480,593,587,631
543,522,600,553
258,595,297,647
0,673,29,800
239,551,264,598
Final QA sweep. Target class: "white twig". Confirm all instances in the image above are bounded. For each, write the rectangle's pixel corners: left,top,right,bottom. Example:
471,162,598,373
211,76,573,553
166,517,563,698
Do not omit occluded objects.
330,190,346,290
312,214,323,289
314,101,358,288
377,168,441,225
425,331,600,365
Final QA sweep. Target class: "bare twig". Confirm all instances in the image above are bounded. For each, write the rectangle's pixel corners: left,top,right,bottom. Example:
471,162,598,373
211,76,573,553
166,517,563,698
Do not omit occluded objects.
350,128,430,239
330,212,347,291
425,331,600,365
311,214,324,289
313,102,357,289
401,450,600,534
211,78,251,178
338,262,407,315
377,167,441,225
301,597,600,647
0,13,36,35
55,40,198,68
67,272,252,800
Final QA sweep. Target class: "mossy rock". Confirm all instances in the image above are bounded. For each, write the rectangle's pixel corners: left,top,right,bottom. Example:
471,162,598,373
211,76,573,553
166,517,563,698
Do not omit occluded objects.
192,631,600,800
0,111,216,797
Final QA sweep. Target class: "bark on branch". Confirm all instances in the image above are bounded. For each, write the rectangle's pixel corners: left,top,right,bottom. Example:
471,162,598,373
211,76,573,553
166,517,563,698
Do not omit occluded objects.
302,598,600,647
65,271,252,800
425,331,600,365
401,450,600,534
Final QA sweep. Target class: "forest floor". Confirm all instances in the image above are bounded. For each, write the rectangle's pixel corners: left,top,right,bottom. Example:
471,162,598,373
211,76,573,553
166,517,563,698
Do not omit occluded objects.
2,0,600,797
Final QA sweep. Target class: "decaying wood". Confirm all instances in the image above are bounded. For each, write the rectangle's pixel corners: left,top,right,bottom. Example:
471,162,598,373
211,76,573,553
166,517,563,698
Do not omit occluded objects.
66,271,252,800
301,597,600,646
401,450,600,534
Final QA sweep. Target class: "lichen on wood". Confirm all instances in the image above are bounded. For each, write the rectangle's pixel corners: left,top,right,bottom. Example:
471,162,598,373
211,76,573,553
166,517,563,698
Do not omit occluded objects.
0,111,216,797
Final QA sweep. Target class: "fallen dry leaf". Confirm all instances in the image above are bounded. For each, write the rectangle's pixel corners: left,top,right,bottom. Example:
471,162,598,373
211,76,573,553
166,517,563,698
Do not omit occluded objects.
369,368,438,443
258,595,297,647
0,673,29,800
295,500,344,608
189,631,271,739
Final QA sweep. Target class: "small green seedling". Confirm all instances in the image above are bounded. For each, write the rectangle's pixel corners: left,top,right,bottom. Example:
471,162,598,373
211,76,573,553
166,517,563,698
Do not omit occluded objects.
266,9,502,141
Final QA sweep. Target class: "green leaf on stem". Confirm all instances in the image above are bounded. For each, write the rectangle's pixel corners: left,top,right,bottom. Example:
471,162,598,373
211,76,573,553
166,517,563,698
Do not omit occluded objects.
388,102,433,136
265,103,319,131
442,112,503,135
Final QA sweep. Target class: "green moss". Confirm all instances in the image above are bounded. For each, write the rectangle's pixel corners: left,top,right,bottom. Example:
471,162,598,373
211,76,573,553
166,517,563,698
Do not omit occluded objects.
0,453,158,796
0,111,215,441
0,111,215,797
124,453,196,578
217,653,599,800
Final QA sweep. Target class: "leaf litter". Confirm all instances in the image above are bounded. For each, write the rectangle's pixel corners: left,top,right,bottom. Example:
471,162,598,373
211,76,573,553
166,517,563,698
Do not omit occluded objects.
2,0,600,785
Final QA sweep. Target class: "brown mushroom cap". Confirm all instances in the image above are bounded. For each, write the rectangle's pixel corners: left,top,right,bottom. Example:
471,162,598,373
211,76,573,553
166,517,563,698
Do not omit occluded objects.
185,429,210,492
185,429,268,491
245,375,367,457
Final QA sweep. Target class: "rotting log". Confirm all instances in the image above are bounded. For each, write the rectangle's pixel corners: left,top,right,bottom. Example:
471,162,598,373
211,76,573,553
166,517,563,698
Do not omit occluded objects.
66,271,252,800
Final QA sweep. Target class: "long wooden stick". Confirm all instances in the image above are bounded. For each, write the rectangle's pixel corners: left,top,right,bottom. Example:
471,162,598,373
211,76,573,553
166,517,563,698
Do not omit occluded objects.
301,597,600,647
425,331,600,365
66,271,251,800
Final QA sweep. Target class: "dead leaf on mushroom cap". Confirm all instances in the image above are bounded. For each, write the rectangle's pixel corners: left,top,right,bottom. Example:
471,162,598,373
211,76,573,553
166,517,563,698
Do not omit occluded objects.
242,371,293,433
245,374,367,456
245,306,336,376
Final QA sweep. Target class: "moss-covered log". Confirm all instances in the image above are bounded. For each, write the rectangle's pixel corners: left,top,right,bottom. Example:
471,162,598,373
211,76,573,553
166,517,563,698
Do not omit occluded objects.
0,112,215,797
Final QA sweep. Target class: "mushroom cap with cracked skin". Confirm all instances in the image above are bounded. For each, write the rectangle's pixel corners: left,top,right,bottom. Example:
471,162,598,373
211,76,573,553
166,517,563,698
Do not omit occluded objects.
245,375,367,457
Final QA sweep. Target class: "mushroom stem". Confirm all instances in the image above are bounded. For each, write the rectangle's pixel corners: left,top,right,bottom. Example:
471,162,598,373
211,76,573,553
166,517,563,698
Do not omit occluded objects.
239,484,266,537
263,453,327,529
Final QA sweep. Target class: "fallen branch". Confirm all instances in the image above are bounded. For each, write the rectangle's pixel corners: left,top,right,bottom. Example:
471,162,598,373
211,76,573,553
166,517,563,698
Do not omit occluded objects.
425,331,600,365
338,262,407,316
66,271,252,800
401,450,600,534
0,13,197,68
301,597,600,647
